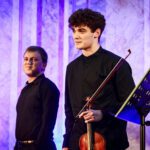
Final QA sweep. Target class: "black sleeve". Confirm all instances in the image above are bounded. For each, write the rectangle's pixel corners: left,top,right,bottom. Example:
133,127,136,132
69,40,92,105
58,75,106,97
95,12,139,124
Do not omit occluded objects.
103,60,135,114
63,66,75,148
36,79,60,147
115,61,135,100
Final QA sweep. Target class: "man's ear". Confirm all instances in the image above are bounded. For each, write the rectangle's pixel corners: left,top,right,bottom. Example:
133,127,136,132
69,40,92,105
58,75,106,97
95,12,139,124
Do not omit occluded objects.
94,28,101,38
42,63,47,71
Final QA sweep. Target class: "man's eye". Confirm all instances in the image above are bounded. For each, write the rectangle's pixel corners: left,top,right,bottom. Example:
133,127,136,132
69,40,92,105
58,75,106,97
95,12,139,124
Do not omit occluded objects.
24,58,28,61
79,29,86,33
33,58,38,62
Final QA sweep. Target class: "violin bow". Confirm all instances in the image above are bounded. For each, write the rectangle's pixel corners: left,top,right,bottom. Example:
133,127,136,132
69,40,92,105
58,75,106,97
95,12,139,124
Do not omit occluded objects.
76,49,131,118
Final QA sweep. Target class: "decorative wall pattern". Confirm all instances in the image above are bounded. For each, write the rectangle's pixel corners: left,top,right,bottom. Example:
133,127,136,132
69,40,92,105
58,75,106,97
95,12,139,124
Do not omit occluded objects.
0,0,149,149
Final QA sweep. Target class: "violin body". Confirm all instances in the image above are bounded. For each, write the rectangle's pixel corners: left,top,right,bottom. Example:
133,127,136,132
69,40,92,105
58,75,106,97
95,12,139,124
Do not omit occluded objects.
79,131,106,150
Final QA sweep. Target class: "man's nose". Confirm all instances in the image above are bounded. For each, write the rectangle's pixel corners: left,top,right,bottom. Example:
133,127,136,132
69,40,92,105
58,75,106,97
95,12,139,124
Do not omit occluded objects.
27,60,33,65
73,32,80,39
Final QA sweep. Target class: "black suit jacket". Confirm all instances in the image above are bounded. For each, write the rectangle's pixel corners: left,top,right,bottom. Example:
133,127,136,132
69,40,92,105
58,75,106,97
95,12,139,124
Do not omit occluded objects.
15,74,60,150
63,47,135,150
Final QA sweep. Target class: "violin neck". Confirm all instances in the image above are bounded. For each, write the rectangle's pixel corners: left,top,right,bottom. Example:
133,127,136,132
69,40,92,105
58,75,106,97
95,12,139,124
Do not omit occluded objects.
87,122,94,150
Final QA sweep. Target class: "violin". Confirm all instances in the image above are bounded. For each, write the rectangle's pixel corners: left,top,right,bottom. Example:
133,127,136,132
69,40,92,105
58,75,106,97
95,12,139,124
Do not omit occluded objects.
79,98,106,150
79,122,106,150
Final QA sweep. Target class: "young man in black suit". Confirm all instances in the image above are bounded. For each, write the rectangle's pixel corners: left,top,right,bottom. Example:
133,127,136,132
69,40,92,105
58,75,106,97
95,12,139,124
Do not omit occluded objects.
63,8,135,150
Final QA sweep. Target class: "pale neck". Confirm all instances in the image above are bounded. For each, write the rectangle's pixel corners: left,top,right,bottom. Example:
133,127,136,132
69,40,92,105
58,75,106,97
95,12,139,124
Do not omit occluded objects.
82,43,100,57
27,72,43,83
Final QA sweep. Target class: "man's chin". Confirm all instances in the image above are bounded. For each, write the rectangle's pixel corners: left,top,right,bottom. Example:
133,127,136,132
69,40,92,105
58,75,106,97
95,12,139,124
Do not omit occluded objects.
75,46,82,50
25,72,41,77
25,72,36,77
25,73,34,77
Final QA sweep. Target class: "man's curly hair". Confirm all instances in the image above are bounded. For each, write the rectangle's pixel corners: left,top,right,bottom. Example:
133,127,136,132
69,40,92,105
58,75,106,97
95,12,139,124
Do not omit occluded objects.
69,8,106,33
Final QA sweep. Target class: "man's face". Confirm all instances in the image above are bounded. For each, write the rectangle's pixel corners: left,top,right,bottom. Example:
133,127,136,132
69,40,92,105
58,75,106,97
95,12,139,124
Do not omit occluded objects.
72,25,99,50
23,51,46,77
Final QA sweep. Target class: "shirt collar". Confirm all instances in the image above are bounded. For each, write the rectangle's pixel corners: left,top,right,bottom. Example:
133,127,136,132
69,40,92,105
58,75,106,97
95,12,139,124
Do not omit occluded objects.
26,74,45,85
82,46,103,60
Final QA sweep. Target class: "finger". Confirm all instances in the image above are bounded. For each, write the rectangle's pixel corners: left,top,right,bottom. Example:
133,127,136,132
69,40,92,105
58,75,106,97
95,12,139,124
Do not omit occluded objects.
79,111,89,118
84,114,95,120
85,117,95,123
83,113,93,119
84,111,94,118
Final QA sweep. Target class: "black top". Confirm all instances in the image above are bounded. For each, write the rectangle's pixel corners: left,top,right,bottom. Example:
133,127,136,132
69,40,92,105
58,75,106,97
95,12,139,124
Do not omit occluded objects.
63,47,135,150
15,74,59,148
